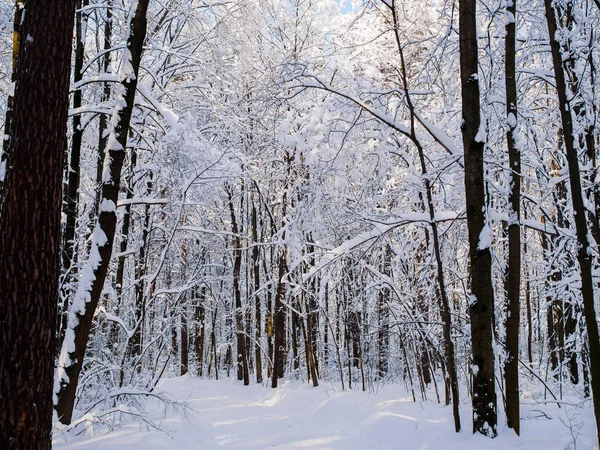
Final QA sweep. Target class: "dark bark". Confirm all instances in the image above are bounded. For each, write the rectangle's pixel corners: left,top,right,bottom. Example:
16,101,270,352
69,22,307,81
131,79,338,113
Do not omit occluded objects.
305,240,320,378
131,184,152,359
378,246,391,379
114,148,137,301
324,281,329,371
61,0,89,276
271,243,288,387
227,186,250,385
272,152,292,388
291,307,300,372
545,1,600,441
459,0,497,436
0,1,77,447
55,0,150,425
387,0,460,428
195,286,206,376
523,218,533,366
181,310,189,376
504,0,521,435
96,0,113,210
251,198,263,383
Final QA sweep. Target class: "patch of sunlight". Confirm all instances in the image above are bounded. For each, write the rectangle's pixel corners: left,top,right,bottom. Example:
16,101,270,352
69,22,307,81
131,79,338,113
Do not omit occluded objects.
212,415,284,427
374,398,413,409
284,435,342,448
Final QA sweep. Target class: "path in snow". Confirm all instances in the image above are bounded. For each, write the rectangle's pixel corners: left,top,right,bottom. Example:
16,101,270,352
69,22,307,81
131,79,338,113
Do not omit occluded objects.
53,377,598,449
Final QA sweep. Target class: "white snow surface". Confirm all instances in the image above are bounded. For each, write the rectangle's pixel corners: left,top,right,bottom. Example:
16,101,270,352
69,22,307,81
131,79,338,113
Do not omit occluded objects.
52,377,598,449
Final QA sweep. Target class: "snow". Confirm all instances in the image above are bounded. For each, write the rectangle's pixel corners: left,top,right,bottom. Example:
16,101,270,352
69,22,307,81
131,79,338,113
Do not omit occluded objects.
99,198,117,213
52,377,598,450
477,223,492,250
474,122,486,143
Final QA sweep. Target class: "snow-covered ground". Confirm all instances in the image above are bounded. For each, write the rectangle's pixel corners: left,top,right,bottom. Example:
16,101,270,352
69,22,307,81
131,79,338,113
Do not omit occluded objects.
53,377,598,449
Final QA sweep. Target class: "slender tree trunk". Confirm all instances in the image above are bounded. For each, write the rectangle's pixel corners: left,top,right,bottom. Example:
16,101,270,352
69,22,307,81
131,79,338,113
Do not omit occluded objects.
130,181,153,360
55,0,150,425
196,286,206,376
271,245,288,387
62,0,89,275
324,281,329,373
378,246,391,379
545,1,600,441
251,198,263,383
181,309,189,376
227,186,250,385
523,216,533,366
96,0,113,210
114,147,138,301
459,0,497,436
272,153,292,388
504,0,521,434
0,1,77,447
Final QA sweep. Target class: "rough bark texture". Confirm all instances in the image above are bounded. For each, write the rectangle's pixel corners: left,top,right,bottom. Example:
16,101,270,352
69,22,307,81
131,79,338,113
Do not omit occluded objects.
545,1,600,442
504,0,521,435
459,0,498,437
0,1,77,447
55,0,150,425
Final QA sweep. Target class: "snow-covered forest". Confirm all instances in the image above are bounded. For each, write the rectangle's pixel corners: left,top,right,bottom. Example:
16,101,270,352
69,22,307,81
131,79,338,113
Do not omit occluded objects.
1,0,600,448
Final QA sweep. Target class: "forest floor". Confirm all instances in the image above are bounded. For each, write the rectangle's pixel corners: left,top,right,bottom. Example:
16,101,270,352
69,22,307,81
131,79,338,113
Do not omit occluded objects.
52,376,598,449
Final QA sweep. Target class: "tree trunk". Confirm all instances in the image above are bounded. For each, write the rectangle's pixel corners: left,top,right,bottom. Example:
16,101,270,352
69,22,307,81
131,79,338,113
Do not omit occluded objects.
95,0,113,210
459,0,497,436
251,197,263,383
378,246,391,379
227,186,250,385
545,1,600,441
61,0,89,277
504,0,521,435
271,152,292,388
0,1,77,447
195,286,206,376
55,0,150,425
181,310,189,376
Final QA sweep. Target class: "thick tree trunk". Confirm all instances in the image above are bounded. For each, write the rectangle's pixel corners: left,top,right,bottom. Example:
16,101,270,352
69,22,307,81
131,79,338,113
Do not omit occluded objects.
0,1,76,447
459,0,497,436
55,0,150,425
504,0,521,435
545,1,600,441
